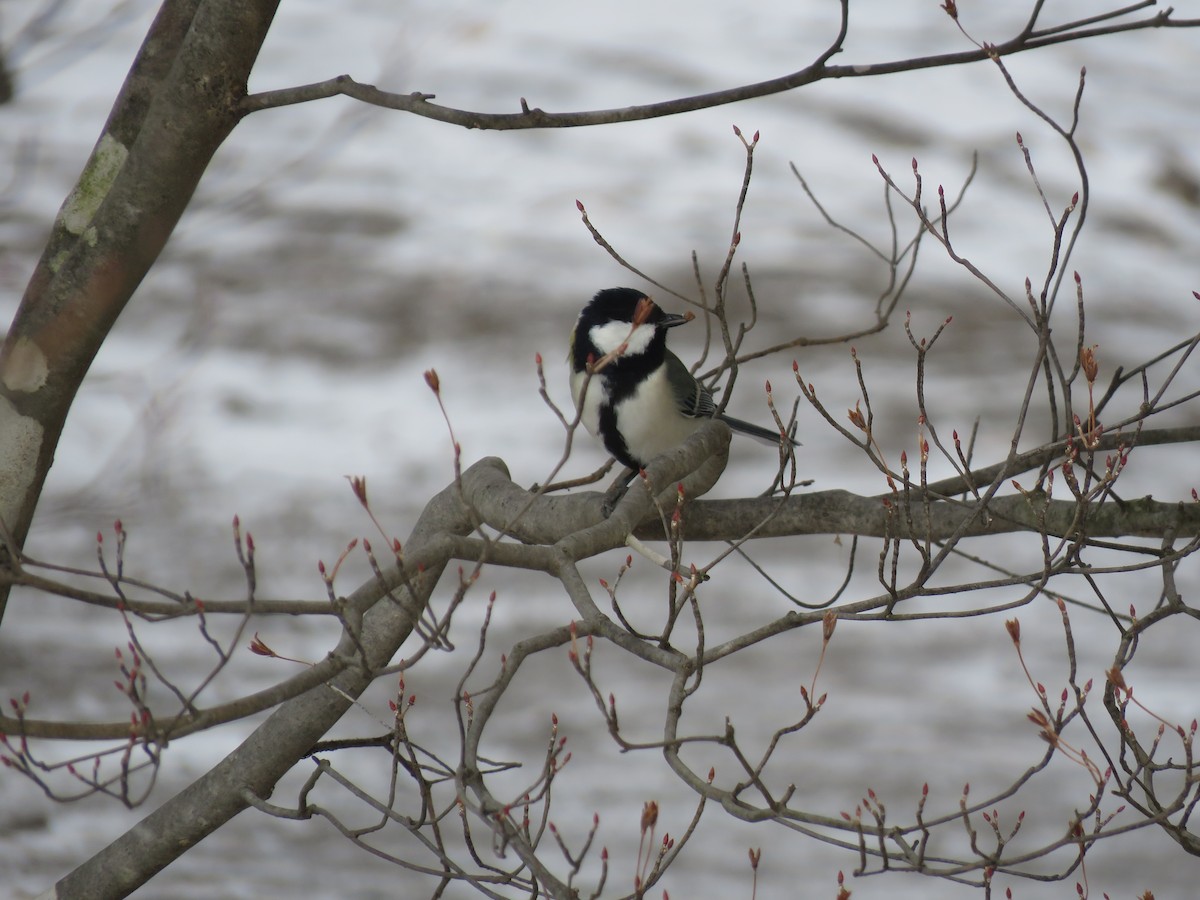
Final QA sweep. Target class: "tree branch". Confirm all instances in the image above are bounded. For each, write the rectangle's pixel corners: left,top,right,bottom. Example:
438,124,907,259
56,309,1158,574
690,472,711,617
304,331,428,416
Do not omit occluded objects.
240,6,1198,127
0,0,281,622
50,455,489,898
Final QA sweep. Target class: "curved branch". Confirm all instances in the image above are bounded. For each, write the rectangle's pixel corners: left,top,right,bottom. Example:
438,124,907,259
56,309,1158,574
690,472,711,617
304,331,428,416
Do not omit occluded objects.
240,6,1198,127
0,653,347,741
0,568,336,618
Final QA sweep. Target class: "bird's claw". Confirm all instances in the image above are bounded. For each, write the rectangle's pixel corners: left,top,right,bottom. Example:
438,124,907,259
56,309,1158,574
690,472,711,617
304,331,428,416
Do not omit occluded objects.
600,482,630,518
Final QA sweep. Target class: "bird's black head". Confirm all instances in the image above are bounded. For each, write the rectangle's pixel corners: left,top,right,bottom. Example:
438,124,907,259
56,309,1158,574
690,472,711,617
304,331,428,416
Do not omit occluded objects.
585,287,652,324
583,287,690,327
571,288,690,373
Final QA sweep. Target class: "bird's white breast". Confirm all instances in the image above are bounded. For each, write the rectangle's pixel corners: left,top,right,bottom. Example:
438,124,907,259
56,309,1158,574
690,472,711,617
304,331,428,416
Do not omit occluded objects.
612,365,704,463
570,363,701,464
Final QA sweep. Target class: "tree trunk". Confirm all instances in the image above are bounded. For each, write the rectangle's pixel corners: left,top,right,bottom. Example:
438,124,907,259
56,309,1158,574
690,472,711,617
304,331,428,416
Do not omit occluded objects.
0,0,280,622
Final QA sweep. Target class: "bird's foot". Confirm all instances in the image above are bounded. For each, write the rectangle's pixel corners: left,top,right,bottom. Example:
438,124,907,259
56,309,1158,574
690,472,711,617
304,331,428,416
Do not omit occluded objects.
600,481,630,518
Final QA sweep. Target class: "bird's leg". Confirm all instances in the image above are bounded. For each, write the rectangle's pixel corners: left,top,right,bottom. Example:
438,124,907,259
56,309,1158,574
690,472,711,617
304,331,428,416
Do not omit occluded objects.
601,467,639,517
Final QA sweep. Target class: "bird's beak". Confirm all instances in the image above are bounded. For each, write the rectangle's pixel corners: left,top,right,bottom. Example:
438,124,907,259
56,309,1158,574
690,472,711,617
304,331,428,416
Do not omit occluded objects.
660,311,694,329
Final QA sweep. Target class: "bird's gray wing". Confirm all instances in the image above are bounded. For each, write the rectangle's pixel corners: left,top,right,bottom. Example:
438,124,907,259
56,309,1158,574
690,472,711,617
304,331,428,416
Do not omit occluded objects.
665,351,716,419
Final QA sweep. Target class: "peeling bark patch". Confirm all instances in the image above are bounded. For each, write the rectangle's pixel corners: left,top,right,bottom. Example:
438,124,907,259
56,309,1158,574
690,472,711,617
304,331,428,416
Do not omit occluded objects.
0,398,43,525
2,337,49,393
59,133,129,236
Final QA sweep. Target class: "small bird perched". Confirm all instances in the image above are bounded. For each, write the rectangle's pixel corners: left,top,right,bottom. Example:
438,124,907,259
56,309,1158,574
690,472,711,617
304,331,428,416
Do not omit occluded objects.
569,287,794,473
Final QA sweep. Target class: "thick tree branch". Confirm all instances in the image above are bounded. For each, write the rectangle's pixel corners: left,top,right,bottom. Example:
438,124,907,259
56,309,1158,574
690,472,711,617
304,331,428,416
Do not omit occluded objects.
0,0,281,621
49,456,489,899
10,417,1196,743
453,423,1200,546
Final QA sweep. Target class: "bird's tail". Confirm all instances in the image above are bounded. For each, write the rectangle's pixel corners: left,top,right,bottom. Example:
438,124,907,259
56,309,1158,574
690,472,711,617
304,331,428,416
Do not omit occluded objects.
718,414,799,447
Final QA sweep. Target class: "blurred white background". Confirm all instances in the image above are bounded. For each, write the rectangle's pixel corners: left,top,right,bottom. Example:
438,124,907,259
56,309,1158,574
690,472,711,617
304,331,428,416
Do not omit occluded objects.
2,1,1199,897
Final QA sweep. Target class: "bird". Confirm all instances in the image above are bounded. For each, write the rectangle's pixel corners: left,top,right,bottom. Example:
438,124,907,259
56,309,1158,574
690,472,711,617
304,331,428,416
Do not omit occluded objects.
569,287,795,474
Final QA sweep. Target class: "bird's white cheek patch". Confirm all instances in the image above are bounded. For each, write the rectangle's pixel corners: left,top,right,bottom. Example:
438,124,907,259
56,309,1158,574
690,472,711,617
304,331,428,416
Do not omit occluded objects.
587,320,656,357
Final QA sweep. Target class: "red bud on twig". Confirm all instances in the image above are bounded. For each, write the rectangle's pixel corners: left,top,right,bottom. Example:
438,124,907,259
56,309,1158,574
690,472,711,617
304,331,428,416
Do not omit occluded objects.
1006,618,1021,645
640,800,658,833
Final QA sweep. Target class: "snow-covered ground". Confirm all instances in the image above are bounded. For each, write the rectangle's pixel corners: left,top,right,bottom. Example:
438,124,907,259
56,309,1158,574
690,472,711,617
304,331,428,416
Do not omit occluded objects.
2,1,1200,897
